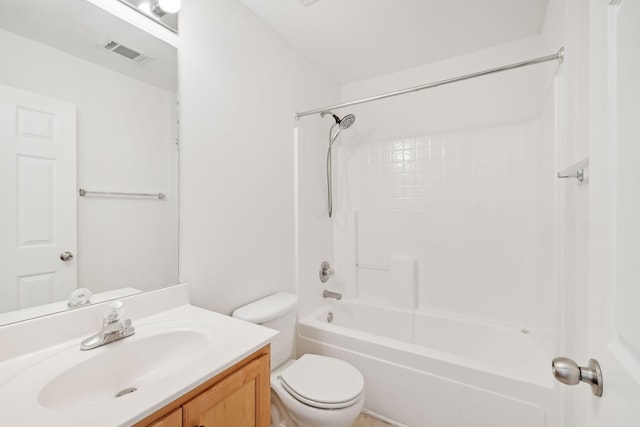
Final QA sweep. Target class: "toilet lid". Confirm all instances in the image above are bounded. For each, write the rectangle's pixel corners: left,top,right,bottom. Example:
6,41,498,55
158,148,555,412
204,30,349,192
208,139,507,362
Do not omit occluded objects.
278,354,364,409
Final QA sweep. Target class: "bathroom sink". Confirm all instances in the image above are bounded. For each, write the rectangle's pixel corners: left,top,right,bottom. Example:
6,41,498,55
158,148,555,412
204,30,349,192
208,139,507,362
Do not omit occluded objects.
38,328,209,409
0,318,222,413
0,303,277,427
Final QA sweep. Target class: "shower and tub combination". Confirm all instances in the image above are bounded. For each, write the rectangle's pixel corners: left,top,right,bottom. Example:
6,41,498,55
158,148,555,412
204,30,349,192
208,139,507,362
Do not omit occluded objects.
294,48,566,426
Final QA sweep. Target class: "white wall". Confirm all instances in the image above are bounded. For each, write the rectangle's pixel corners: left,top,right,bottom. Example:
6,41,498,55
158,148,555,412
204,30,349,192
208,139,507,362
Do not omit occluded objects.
178,0,339,315
0,28,179,294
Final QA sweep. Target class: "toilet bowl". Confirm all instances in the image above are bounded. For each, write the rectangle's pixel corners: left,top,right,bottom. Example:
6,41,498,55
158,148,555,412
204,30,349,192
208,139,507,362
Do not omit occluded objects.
232,292,365,427
271,356,365,427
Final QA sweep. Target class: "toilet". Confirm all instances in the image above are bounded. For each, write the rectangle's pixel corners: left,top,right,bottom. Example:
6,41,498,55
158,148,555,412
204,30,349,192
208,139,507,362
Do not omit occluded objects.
232,292,364,427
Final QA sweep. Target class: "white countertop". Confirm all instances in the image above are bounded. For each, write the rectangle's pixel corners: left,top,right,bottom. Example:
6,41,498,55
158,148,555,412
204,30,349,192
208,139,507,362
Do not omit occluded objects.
0,284,277,427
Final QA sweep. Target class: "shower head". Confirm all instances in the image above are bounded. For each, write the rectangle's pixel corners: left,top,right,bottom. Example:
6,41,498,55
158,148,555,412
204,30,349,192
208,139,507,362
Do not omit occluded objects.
321,111,357,129
338,114,356,129
322,111,356,145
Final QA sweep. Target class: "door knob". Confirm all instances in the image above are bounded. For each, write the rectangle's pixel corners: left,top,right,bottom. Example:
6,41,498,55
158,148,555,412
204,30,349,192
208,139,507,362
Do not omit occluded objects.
60,251,74,261
552,356,603,396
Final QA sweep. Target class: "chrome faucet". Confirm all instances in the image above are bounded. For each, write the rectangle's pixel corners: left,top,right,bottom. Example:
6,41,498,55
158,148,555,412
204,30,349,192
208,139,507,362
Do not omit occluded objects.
80,301,135,351
323,290,342,300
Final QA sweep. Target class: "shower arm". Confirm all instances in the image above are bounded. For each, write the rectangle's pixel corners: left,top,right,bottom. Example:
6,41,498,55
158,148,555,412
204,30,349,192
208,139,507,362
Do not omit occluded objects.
294,48,565,119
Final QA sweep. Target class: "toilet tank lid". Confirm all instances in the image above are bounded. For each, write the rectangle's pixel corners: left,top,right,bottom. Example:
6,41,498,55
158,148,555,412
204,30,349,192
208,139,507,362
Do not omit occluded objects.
231,292,298,324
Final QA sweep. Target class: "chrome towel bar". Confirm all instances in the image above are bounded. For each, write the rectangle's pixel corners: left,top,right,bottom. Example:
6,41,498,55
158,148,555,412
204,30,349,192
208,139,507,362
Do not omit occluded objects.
79,189,166,199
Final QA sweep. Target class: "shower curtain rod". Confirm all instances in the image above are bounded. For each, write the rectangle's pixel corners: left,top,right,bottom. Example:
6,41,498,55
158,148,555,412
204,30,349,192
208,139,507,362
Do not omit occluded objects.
294,47,564,119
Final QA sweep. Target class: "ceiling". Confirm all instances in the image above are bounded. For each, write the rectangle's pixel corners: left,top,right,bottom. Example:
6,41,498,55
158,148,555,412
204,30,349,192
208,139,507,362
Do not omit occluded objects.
239,0,550,84
0,0,177,90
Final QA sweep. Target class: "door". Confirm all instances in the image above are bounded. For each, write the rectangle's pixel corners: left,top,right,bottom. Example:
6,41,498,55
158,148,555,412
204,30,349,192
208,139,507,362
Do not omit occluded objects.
587,0,640,425
0,84,77,313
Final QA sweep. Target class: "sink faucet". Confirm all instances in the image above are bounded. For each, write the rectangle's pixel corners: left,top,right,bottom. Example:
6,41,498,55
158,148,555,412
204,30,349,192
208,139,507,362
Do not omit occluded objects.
323,290,342,300
80,301,135,351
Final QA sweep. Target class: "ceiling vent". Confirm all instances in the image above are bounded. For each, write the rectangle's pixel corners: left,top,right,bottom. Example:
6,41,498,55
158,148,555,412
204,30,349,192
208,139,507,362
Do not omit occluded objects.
102,40,149,63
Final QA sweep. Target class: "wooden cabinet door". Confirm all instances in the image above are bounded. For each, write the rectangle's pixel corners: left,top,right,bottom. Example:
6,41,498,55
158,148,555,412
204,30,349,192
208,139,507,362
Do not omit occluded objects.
183,354,270,427
146,407,182,427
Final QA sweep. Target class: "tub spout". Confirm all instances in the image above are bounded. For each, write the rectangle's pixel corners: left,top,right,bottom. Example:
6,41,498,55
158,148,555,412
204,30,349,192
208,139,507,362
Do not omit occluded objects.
323,290,342,300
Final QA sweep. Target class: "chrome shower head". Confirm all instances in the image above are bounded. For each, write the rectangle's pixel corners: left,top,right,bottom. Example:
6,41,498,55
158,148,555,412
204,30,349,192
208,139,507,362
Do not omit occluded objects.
339,114,356,129
320,111,356,129
322,111,357,145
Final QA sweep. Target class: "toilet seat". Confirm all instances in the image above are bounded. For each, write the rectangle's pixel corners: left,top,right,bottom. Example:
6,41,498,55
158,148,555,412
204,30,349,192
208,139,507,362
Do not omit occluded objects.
278,354,364,409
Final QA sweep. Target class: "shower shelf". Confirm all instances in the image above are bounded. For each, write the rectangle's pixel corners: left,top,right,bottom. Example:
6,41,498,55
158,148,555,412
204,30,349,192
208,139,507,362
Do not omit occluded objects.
557,157,589,182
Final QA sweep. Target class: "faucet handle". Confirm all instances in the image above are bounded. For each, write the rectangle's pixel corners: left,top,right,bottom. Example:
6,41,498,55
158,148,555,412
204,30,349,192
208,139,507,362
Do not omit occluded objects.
319,261,334,283
68,288,93,309
104,300,125,324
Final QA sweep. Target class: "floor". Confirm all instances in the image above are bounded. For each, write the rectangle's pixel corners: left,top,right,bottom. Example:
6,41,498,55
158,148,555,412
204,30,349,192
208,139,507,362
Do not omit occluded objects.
353,413,395,427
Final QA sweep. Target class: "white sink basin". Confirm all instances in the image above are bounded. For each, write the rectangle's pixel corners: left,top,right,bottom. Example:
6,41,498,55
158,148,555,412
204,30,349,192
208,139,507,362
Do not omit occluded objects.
38,328,209,409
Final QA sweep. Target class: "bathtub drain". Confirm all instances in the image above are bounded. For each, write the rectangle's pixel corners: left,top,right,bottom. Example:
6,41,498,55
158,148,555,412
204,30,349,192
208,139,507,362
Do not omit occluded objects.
115,387,138,398
327,312,333,323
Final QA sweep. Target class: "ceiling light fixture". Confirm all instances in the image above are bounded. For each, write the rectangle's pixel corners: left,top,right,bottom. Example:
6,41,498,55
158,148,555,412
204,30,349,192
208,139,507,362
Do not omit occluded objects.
151,0,181,16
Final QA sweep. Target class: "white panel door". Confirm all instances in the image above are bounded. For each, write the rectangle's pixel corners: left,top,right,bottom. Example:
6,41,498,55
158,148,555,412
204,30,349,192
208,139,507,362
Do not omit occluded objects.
0,84,76,313
587,0,640,425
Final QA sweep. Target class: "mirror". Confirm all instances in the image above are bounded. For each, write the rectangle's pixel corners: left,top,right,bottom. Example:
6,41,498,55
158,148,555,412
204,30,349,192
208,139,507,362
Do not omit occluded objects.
0,0,178,325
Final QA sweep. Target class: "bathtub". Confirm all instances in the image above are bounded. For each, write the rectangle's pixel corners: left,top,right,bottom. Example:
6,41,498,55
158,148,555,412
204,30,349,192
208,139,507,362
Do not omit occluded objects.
297,301,561,427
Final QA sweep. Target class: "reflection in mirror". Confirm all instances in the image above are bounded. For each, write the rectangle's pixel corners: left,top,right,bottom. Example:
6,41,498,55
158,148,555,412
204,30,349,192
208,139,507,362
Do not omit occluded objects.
0,0,178,325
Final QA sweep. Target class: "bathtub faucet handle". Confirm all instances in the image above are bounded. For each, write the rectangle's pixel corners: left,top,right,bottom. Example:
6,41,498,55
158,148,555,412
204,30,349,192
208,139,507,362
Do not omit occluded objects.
319,261,334,283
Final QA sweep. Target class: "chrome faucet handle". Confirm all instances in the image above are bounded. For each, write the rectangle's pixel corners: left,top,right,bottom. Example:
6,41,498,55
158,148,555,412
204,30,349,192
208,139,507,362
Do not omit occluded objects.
319,261,334,283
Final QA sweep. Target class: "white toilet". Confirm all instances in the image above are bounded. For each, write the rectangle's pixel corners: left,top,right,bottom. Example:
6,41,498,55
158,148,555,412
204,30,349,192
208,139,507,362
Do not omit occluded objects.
232,292,365,427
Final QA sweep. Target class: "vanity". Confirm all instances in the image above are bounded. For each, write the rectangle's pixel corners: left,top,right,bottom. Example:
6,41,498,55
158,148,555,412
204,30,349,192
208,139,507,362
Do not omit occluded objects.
0,284,277,427
136,345,270,427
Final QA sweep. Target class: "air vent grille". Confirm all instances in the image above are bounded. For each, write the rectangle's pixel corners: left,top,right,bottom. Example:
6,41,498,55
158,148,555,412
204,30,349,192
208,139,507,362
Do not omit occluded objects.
102,40,148,63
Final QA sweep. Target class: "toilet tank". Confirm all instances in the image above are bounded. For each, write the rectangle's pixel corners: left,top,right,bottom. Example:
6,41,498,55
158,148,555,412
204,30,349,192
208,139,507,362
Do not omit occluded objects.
232,292,298,369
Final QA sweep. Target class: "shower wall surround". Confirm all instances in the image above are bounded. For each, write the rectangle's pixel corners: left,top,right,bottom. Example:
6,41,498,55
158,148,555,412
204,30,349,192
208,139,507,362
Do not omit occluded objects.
334,117,555,328
330,35,558,333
